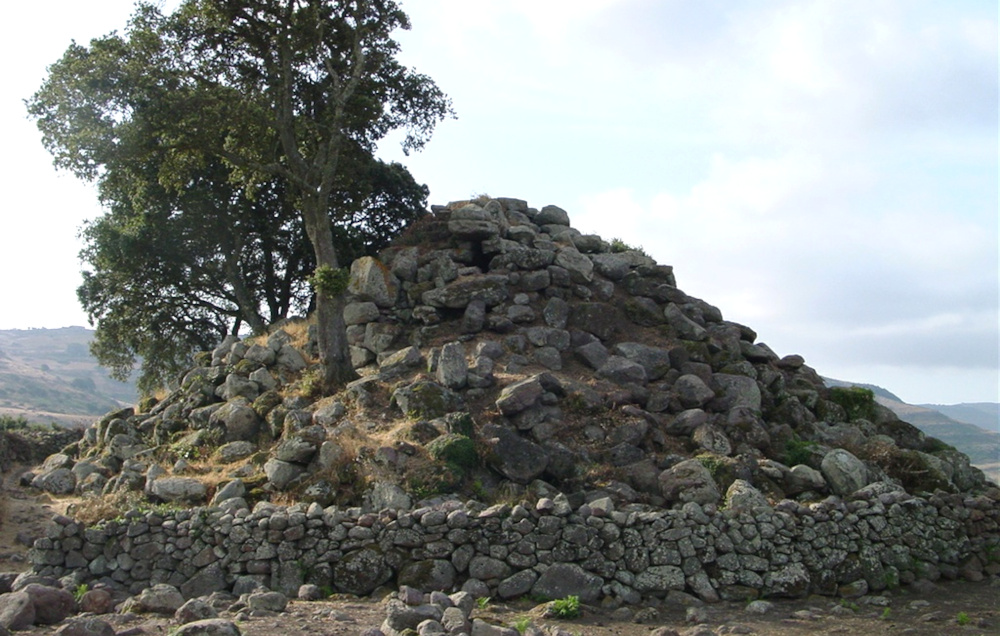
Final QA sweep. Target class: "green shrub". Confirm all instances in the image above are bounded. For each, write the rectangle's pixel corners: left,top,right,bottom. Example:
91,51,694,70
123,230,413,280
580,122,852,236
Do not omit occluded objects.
956,611,970,625
784,438,819,466
828,386,877,421
548,595,580,619
609,238,648,257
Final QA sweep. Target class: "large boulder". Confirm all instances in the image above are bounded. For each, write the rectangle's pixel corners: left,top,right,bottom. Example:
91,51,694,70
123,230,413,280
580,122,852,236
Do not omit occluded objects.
148,477,207,504
820,449,869,496
30,468,76,495
481,424,549,484
333,547,393,595
0,591,35,630
209,401,262,443
392,381,462,419
124,584,185,615
495,376,544,416
530,563,603,604
421,275,510,309
658,459,721,505
348,256,399,308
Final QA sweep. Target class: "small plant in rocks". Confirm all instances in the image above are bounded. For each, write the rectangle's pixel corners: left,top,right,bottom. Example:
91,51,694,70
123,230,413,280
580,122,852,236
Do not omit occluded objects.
956,611,971,626
548,595,580,619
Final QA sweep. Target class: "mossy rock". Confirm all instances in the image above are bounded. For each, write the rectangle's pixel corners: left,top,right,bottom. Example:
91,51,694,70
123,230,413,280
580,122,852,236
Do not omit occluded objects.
439,412,475,437
392,380,462,420
253,391,283,419
426,434,479,471
232,358,263,376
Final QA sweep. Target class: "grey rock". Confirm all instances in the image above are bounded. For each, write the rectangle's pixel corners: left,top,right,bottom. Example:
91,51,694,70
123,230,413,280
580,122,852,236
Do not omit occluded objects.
436,342,469,389
275,344,307,372
399,559,457,592
612,342,672,380
175,598,219,623
711,374,762,411
247,591,288,612
54,618,116,636
215,441,256,463
349,256,399,308
0,591,34,630
674,375,715,409
554,246,594,283
31,468,76,495
598,356,648,385
589,253,634,280
496,376,544,416
172,619,242,636
217,373,259,402
264,459,305,490
664,304,707,341
659,459,721,505
344,301,381,326
127,583,185,615
149,477,207,504
724,480,770,513
334,547,392,595
379,346,424,379
665,409,708,435
211,479,246,505
181,565,228,600
482,424,549,484
535,205,570,225
692,423,732,456
634,565,686,594
422,275,510,309
569,302,622,341
821,449,869,496
392,380,462,420
210,402,262,443
787,464,827,494
575,341,609,370
530,563,603,603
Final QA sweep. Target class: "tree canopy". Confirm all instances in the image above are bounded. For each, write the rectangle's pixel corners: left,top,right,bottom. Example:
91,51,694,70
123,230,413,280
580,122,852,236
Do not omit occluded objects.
28,0,452,393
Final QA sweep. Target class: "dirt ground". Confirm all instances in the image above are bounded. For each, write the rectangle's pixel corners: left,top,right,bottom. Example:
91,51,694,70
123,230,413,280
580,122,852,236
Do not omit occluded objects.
1,466,997,636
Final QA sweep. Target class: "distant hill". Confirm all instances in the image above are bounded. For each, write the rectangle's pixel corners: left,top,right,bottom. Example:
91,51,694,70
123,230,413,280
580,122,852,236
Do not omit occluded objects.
825,377,999,485
0,327,137,427
918,403,999,435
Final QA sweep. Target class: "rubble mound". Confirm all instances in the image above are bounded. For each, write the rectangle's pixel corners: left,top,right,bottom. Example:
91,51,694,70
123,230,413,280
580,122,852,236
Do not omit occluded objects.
19,197,1000,608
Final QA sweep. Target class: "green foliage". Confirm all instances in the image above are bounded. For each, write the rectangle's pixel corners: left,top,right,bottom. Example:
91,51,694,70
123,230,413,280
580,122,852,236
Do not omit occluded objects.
548,595,581,619
72,583,89,602
475,597,491,610
308,266,350,298
880,608,892,620
828,386,877,421
426,434,479,472
839,599,860,612
956,611,971,625
784,438,819,466
0,415,30,431
512,616,532,633
609,238,648,257
27,0,447,393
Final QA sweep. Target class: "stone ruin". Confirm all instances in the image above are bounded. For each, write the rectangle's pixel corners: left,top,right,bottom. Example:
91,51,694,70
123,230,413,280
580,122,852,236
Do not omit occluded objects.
16,197,1000,617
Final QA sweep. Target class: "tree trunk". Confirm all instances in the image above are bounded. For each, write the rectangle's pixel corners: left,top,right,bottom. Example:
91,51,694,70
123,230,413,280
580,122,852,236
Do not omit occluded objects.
301,197,357,390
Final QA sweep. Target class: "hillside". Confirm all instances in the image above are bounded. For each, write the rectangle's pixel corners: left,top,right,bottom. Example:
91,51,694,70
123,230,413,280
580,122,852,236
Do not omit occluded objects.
825,380,999,485
919,402,999,435
0,327,137,427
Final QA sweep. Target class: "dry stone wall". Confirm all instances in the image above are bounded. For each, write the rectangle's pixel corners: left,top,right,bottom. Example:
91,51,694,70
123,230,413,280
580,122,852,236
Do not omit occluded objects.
30,483,1000,605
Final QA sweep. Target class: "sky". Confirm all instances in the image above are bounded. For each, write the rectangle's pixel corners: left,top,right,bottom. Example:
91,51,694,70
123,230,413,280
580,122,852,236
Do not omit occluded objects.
1,0,997,406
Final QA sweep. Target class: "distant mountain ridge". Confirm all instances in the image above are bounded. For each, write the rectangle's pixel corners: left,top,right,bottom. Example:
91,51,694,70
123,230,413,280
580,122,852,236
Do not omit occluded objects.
0,327,137,427
824,377,999,484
